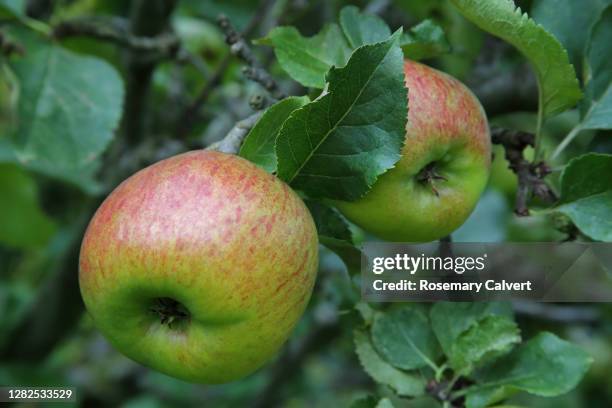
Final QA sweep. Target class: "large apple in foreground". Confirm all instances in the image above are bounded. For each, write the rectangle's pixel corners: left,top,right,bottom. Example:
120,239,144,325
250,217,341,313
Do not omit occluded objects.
334,60,491,242
79,151,318,383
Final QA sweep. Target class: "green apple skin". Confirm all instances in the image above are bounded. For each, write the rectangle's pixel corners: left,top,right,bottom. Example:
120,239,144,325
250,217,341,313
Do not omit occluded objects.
79,151,318,384
334,60,491,242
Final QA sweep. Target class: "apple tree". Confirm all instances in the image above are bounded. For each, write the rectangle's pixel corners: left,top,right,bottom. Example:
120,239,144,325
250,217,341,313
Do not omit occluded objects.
0,0,611,407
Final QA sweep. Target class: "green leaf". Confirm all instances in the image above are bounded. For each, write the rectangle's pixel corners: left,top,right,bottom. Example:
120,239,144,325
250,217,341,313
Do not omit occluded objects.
349,395,378,408
375,398,394,408
0,163,56,249
555,153,612,241
558,153,612,204
465,387,519,408
0,138,102,194
394,0,443,19
258,6,395,89
556,192,612,242
5,28,123,189
430,302,513,357
173,16,225,56
304,199,362,274
450,315,520,375
0,0,25,18
581,87,612,130
553,7,612,158
449,0,581,116
438,3,485,79
371,306,441,371
0,62,19,129
339,5,391,48
319,236,362,275
355,301,375,325
580,5,612,130
239,96,309,172
276,32,406,200
354,329,425,397
256,24,351,89
350,396,397,408
401,19,451,60
465,332,592,408
305,200,352,242
531,0,611,74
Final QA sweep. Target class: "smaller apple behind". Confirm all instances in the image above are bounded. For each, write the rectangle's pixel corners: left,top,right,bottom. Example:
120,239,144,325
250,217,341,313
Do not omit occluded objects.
79,151,319,384
334,60,491,242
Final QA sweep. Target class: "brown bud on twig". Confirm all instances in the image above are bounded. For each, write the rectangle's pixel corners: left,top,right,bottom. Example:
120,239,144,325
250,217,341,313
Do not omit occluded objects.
217,13,286,101
491,127,557,216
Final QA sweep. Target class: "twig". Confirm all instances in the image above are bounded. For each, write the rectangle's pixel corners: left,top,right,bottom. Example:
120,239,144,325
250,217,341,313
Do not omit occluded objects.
122,0,177,145
217,14,285,101
53,16,209,81
249,94,269,111
243,66,284,99
177,0,278,137
427,375,472,408
491,127,557,216
53,17,180,60
177,53,232,137
205,112,262,154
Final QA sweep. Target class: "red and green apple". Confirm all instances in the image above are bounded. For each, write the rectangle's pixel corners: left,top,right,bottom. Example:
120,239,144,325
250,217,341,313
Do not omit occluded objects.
334,60,491,242
79,151,319,383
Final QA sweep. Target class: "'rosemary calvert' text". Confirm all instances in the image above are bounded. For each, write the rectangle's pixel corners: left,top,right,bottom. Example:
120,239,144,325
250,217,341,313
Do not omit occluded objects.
372,279,533,292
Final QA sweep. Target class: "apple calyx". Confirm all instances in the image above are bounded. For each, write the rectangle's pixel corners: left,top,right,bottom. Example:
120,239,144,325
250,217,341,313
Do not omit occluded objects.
416,161,448,197
149,297,191,329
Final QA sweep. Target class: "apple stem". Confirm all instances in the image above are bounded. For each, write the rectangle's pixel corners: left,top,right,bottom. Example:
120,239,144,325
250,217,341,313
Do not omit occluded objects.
149,297,191,328
416,162,448,196
176,0,280,137
205,112,262,154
